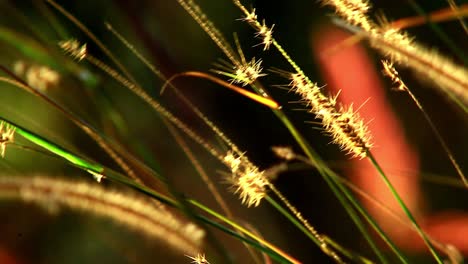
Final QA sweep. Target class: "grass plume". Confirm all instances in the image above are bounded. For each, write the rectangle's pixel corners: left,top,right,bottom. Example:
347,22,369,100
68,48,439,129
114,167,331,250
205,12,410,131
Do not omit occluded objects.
0,175,204,255
0,0,465,263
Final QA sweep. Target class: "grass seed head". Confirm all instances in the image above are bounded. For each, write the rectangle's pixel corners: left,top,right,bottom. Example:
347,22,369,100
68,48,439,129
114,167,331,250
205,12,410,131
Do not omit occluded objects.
322,0,376,32
255,20,274,51
59,39,87,61
286,72,372,159
224,151,268,207
187,253,210,264
13,61,60,92
239,8,257,23
381,60,408,91
233,58,266,86
0,122,15,158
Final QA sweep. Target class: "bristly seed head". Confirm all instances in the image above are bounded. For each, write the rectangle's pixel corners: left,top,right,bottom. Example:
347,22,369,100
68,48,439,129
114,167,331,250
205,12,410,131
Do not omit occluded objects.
381,60,408,91
255,20,274,51
214,57,266,86
186,253,210,264
59,39,87,61
13,61,60,92
239,8,257,23
224,151,268,207
287,72,372,159
271,146,296,161
233,58,266,86
322,0,376,32
0,121,15,158
322,105,373,159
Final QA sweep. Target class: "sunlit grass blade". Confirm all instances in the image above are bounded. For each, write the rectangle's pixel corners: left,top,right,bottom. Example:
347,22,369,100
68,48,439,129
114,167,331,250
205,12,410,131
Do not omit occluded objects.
0,71,139,182
367,152,443,263
162,71,280,109
0,117,103,174
0,116,296,263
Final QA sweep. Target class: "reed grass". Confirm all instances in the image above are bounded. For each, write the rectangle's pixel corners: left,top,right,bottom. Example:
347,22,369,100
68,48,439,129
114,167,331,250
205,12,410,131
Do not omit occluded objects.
0,0,466,263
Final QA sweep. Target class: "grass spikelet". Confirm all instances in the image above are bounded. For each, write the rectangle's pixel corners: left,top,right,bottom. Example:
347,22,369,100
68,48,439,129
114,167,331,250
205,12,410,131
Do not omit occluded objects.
255,20,274,51
0,121,15,158
381,60,408,91
271,146,296,161
323,104,373,159
231,1,373,159
58,39,87,61
322,0,376,32
369,30,468,104
223,151,268,207
186,253,211,264
0,176,205,255
215,57,266,87
325,0,468,105
12,60,60,92
286,71,372,159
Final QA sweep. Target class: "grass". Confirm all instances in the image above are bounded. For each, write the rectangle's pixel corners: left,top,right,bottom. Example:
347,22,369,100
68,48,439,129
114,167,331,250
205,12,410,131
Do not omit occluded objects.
0,0,466,263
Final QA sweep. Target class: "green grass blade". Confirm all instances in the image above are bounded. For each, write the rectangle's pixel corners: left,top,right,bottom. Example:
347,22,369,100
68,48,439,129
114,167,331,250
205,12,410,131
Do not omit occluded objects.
367,152,444,263
0,117,103,173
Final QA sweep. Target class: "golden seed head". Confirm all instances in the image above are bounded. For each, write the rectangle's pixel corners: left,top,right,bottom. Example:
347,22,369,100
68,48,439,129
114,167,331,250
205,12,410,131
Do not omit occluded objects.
381,60,408,91
286,72,372,159
0,176,205,255
59,39,87,61
224,151,268,207
232,58,266,86
186,253,210,264
0,122,16,158
322,0,375,32
324,0,468,105
271,146,296,161
322,105,372,159
240,8,257,23
255,20,274,50
13,61,60,92
371,32,468,104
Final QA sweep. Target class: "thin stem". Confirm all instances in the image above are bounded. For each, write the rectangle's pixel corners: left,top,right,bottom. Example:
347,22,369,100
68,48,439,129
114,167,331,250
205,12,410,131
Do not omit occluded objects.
403,87,467,188
188,199,301,264
46,0,138,83
367,152,444,263
254,84,397,263
2,114,295,263
266,196,321,246
0,71,139,182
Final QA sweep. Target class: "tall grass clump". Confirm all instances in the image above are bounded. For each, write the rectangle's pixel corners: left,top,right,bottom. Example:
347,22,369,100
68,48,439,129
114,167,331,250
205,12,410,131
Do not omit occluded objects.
0,0,466,263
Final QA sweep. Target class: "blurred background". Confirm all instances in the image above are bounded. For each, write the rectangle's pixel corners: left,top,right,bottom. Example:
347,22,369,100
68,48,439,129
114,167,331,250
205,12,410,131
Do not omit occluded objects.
0,0,466,263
